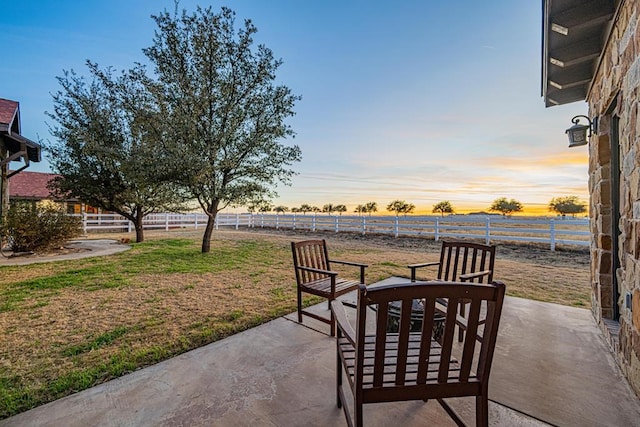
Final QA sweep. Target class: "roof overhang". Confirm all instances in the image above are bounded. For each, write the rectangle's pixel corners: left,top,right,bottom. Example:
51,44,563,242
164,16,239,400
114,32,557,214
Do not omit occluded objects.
1,132,41,164
542,0,618,107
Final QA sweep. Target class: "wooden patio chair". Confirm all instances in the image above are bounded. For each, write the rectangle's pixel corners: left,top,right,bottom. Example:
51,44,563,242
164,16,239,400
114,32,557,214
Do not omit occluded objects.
291,239,367,336
332,280,506,427
408,240,496,341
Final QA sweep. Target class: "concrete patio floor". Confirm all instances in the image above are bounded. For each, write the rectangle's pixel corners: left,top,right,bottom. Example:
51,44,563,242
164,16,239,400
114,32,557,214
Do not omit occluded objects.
2,277,639,426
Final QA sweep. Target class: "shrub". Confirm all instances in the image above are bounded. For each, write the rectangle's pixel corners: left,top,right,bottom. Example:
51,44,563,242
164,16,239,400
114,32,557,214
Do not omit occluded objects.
0,201,82,253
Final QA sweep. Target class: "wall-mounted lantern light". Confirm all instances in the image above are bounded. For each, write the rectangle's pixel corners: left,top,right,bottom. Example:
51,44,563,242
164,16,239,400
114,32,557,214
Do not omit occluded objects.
566,115,597,148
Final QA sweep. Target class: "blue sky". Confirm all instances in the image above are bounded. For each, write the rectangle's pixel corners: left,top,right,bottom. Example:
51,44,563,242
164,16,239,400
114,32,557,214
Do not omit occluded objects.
1,1,589,214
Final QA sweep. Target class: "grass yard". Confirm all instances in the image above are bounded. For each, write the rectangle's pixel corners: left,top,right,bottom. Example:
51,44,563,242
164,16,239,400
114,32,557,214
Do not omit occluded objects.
0,229,590,419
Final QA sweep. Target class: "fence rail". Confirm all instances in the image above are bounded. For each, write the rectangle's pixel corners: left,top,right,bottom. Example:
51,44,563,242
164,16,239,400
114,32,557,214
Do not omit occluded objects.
78,212,590,251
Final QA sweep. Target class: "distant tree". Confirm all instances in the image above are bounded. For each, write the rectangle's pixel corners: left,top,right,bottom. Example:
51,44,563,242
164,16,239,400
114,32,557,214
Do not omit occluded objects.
322,203,335,215
386,200,406,216
490,197,523,217
354,204,365,215
246,199,272,213
432,200,455,217
548,196,587,217
299,204,312,215
403,203,416,216
386,200,414,216
274,205,289,215
334,204,347,215
144,6,301,252
291,207,300,213
364,201,378,216
258,203,273,213
311,206,321,213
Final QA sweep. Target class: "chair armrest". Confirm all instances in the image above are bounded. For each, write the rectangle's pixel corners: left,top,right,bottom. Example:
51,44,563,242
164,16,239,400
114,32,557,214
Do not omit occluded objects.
331,260,368,268
330,260,368,284
296,265,338,276
459,270,491,282
407,261,439,282
331,300,357,346
407,261,440,269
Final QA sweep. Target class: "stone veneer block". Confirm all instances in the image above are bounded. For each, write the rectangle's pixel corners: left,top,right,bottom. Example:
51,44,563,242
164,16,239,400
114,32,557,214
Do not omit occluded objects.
634,290,640,330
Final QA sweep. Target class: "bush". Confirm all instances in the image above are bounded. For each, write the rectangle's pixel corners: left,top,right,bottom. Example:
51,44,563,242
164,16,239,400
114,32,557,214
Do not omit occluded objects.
0,201,82,253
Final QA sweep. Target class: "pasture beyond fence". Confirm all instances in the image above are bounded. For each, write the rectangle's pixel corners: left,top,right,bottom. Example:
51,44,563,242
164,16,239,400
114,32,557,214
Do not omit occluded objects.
79,212,590,251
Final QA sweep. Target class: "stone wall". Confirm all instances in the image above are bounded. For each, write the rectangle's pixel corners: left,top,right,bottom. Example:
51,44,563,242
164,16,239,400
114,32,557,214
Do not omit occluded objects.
588,0,640,396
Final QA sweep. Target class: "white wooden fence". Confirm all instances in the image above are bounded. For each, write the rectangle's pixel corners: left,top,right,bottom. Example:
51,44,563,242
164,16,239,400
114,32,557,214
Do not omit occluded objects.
79,212,590,251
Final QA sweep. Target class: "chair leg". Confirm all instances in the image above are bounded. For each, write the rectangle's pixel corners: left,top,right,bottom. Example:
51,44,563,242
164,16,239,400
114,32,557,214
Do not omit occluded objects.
336,334,343,408
354,396,363,427
297,288,303,323
476,394,488,427
458,301,466,342
330,308,336,337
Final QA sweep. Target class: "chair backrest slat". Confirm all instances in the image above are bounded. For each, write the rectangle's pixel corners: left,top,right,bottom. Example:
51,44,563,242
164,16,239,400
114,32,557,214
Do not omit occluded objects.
437,297,459,383
394,299,413,385
459,298,482,381
373,301,389,387
417,297,437,384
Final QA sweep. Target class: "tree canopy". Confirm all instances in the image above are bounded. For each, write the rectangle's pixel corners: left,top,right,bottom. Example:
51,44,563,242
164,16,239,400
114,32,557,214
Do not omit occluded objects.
386,200,415,216
144,6,301,252
432,200,454,217
548,196,587,217
489,197,523,217
364,201,378,216
46,63,187,242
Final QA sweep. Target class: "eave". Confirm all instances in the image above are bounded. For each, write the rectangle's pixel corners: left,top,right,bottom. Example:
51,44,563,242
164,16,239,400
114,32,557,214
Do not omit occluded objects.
542,0,618,107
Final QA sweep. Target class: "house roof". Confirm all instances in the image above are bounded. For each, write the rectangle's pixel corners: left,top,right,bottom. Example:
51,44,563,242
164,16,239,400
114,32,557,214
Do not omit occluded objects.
0,98,19,130
8,171,59,200
541,0,619,107
0,98,41,163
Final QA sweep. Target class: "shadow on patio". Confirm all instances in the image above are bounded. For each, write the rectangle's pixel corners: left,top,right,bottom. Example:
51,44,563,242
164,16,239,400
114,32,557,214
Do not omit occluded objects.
1,277,639,427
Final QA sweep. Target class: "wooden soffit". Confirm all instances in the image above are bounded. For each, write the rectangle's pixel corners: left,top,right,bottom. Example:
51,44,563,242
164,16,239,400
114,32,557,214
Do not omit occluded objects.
542,0,619,107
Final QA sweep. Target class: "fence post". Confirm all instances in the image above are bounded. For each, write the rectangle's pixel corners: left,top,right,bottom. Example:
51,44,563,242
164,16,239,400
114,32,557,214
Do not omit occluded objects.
394,216,399,238
235,213,240,230
164,213,168,231
127,217,132,233
292,214,296,230
276,215,280,230
261,214,264,228
194,213,198,230
312,213,316,232
215,214,219,230
361,216,366,235
485,216,491,245
435,217,439,241
335,215,339,233
82,212,87,234
550,218,556,251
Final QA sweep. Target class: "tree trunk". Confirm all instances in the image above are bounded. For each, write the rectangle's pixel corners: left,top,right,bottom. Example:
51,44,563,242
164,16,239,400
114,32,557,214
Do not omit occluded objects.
202,214,216,253
134,211,145,243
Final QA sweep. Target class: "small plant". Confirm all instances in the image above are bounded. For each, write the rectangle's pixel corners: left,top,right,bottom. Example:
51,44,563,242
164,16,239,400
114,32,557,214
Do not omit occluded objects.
0,200,82,253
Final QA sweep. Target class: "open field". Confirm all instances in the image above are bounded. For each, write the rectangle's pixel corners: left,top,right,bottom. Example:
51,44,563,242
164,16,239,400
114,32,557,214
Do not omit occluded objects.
0,229,590,418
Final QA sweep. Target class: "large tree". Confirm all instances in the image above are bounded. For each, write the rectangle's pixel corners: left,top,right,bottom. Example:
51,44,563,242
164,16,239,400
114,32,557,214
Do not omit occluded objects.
46,64,187,242
145,6,301,252
548,196,587,217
